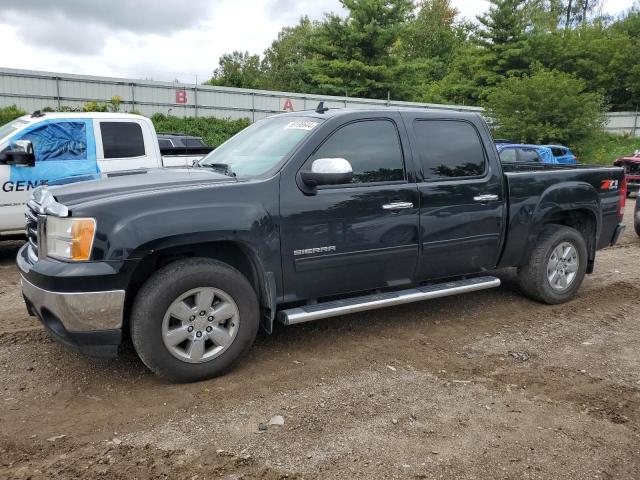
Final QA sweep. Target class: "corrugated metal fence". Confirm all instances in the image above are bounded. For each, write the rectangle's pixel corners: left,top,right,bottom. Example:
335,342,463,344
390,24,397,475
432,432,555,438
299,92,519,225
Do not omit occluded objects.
0,67,481,122
0,67,636,136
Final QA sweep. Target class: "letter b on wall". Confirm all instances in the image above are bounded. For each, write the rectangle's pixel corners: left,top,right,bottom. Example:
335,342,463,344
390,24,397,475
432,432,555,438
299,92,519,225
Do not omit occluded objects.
175,90,188,104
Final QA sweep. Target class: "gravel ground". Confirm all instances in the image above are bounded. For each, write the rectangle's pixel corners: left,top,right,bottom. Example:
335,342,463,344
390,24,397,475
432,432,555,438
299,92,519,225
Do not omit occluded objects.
0,203,639,480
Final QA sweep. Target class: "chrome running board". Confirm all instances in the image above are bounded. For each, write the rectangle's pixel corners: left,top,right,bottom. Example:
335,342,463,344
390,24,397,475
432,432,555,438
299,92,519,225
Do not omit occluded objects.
278,276,501,325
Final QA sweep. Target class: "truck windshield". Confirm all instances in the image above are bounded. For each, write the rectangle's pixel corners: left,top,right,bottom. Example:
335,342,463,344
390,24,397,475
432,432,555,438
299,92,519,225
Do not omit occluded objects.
0,118,28,141
199,116,321,177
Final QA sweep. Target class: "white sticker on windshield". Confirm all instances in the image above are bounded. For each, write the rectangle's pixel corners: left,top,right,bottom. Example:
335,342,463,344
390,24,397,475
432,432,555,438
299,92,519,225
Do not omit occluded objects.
285,121,318,131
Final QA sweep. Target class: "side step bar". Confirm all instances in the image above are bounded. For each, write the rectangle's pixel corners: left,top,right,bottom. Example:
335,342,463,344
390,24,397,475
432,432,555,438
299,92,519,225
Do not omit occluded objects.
278,276,501,325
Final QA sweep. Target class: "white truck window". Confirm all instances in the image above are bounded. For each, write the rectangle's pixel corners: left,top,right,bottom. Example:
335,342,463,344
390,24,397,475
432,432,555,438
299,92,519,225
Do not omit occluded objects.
100,122,145,158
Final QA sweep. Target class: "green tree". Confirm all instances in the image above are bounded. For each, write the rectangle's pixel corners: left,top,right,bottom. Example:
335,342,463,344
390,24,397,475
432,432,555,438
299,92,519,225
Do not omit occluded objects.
484,67,605,144
304,0,414,98
475,0,531,83
206,51,266,89
261,17,317,92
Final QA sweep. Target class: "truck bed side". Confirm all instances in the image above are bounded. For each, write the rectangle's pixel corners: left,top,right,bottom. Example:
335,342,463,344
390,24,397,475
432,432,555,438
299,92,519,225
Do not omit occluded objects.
498,165,625,269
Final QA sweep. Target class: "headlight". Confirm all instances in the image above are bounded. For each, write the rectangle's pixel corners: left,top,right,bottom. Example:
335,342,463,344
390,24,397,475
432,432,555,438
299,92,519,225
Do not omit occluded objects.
46,217,96,261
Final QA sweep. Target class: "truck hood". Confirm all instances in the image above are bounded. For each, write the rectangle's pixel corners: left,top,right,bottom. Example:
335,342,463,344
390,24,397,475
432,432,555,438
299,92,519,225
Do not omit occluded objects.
48,167,236,207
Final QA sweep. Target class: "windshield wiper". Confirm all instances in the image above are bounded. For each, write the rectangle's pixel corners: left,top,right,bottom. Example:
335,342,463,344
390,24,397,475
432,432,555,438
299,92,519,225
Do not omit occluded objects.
201,163,236,177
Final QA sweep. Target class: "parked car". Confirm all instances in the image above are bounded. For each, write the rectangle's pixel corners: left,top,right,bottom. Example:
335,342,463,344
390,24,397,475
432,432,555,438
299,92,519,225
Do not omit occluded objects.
0,112,212,237
496,143,557,164
543,145,578,164
614,151,640,197
635,193,640,236
17,107,626,382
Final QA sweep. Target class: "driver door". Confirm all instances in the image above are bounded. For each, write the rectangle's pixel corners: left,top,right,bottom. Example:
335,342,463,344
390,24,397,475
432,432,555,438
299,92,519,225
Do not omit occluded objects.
279,116,420,303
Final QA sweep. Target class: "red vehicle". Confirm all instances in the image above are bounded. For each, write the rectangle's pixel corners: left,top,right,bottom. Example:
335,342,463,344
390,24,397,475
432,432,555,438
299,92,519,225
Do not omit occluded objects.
614,151,640,197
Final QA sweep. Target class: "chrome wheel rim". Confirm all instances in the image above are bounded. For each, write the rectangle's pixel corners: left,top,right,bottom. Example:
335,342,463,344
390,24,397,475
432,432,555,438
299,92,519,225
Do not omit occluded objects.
546,242,579,292
162,287,240,363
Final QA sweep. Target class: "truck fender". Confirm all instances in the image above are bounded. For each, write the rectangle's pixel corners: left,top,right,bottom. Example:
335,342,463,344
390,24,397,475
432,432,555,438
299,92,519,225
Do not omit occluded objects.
525,181,601,264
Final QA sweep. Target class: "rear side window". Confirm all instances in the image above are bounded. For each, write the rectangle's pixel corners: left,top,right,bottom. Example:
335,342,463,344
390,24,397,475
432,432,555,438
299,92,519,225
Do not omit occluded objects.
517,148,540,163
551,147,564,157
100,122,145,159
184,138,205,147
499,148,517,163
413,120,486,180
311,120,405,184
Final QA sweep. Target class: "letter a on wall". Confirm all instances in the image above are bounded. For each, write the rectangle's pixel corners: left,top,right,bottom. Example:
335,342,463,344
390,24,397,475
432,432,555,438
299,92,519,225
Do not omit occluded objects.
283,99,294,112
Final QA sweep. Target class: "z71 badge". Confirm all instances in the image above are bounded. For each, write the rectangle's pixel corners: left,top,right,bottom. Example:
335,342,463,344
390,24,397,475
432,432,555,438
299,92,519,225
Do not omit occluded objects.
294,246,337,256
601,179,619,190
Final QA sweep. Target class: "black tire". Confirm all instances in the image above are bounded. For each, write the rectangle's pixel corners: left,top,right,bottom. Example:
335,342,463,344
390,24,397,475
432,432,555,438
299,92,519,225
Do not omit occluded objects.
130,258,259,382
517,225,588,305
635,212,640,237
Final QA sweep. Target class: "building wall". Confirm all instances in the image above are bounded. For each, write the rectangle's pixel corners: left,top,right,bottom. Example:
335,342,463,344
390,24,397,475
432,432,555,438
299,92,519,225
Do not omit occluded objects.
0,67,635,137
0,67,482,122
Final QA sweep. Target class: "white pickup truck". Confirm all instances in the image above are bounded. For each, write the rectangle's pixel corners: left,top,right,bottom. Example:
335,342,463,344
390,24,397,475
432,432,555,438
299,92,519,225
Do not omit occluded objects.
0,112,211,236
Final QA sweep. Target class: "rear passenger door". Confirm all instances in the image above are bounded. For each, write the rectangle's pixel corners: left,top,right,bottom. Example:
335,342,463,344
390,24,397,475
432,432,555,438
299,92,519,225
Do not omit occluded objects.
404,115,505,280
95,119,158,171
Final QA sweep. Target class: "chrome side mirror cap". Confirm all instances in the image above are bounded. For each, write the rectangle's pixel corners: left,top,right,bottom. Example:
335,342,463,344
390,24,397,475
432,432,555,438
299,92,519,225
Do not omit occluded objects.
301,158,353,187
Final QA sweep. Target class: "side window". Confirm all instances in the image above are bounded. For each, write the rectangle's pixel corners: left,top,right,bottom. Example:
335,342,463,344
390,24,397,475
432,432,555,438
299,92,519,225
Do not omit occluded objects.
311,120,405,184
100,122,145,159
19,122,87,161
499,148,517,163
551,147,564,157
184,138,205,147
517,148,540,163
413,120,486,180
158,139,172,149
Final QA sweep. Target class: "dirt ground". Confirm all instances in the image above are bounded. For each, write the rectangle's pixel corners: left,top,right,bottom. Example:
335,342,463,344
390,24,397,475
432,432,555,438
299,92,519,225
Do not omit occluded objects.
0,203,639,480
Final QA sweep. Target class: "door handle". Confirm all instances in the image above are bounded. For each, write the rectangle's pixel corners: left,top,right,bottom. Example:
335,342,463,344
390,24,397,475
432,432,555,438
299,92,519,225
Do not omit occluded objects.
382,202,414,210
473,194,499,202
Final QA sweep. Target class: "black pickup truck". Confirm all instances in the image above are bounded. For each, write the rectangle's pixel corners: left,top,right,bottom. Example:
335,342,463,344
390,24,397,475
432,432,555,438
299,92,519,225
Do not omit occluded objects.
18,107,626,382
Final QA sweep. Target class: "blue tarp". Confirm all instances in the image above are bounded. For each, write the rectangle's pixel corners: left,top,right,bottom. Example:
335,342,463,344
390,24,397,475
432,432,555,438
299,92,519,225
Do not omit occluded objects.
9,118,100,183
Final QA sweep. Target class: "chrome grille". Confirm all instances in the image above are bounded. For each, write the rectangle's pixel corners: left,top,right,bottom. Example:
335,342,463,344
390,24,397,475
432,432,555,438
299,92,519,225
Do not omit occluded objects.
25,203,42,262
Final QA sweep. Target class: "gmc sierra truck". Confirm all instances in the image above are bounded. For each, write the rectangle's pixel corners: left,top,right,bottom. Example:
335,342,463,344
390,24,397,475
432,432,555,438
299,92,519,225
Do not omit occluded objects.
17,107,626,382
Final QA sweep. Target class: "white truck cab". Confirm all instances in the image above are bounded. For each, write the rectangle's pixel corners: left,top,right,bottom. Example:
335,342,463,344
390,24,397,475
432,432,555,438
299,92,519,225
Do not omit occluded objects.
0,112,207,236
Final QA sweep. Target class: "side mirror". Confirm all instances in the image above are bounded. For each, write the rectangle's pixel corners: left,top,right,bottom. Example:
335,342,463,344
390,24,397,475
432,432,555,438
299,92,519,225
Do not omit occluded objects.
301,158,353,187
0,140,36,167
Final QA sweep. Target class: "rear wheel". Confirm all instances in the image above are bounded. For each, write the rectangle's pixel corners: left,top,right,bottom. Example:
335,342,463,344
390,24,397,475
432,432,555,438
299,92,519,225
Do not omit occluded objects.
517,225,588,304
130,258,259,382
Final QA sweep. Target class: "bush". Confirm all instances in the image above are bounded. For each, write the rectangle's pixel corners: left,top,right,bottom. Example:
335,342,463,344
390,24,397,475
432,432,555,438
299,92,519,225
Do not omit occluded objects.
484,67,605,145
0,105,27,125
150,114,250,147
572,131,640,165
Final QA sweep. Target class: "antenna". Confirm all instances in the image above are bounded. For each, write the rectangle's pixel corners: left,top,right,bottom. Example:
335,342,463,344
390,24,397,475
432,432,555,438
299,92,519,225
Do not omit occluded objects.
315,102,329,114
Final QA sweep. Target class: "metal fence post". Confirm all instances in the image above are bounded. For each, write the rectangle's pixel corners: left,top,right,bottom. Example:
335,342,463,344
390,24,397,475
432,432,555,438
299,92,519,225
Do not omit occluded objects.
194,75,198,118
251,93,255,122
130,83,136,112
55,76,61,111
633,108,639,138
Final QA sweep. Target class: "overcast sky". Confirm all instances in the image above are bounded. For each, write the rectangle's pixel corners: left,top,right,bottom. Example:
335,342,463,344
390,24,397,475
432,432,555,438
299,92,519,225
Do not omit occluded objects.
0,0,635,83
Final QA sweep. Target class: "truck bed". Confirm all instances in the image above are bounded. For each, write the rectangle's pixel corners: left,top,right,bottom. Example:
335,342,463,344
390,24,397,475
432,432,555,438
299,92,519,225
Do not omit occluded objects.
499,163,625,268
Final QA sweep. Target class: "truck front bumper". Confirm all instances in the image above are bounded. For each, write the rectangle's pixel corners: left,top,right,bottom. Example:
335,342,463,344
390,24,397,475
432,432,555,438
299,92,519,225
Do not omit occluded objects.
18,245,127,358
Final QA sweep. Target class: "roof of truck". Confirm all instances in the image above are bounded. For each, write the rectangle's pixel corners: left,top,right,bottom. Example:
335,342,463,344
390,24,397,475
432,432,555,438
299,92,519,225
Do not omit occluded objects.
272,107,483,121
19,112,149,121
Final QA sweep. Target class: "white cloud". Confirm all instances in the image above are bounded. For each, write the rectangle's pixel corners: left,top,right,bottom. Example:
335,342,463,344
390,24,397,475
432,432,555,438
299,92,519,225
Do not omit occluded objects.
0,0,634,83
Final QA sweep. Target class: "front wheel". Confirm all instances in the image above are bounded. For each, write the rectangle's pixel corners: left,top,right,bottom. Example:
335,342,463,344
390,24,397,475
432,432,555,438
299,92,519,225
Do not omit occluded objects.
517,225,588,304
130,258,259,382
